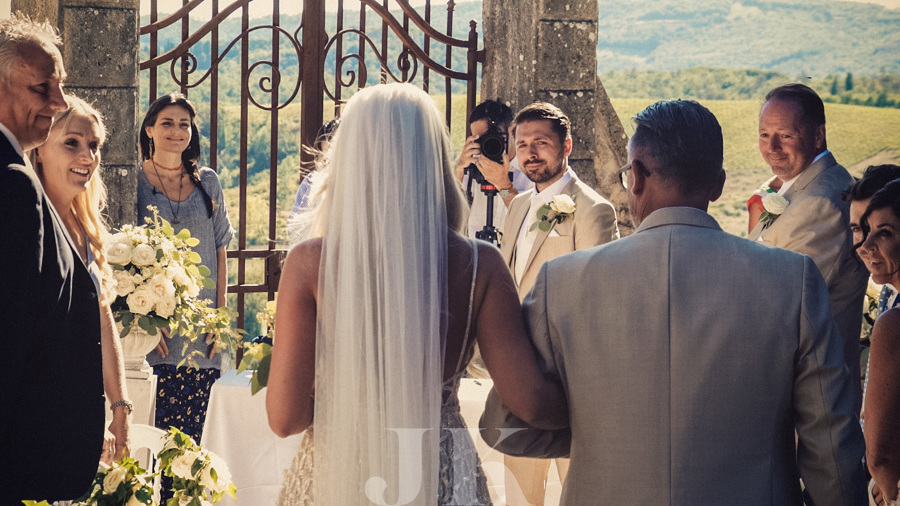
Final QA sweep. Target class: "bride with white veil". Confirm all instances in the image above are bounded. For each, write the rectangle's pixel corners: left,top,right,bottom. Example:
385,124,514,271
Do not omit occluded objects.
267,83,568,505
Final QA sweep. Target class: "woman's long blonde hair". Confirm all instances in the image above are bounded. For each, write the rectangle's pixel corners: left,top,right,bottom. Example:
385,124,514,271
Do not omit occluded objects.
31,95,114,302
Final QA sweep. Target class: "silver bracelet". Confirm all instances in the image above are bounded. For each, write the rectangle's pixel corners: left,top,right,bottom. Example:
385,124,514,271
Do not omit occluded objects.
110,399,134,415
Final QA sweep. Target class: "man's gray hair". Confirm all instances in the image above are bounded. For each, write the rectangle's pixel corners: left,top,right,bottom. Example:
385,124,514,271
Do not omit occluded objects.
630,99,723,196
0,12,61,84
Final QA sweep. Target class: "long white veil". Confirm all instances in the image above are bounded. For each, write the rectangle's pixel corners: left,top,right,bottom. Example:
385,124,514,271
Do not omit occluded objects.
311,83,451,504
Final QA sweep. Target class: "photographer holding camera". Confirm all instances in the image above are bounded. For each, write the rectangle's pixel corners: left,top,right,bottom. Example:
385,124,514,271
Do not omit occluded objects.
455,100,532,241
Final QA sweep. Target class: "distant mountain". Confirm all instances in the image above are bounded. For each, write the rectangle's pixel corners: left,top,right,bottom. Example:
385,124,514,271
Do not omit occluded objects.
595,0,900,76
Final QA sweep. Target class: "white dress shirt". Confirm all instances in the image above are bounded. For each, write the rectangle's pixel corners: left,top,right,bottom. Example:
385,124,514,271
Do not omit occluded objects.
514,168,574,283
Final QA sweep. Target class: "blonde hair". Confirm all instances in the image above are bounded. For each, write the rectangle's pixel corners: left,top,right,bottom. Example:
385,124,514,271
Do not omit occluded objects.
31,95,115,302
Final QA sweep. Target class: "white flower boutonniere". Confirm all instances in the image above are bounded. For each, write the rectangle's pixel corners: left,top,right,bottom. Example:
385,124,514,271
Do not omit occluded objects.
530,194,576,232
759,193,789,229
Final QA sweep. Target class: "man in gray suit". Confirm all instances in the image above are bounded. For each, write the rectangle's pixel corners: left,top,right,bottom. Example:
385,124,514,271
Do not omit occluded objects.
749,84,869,410
481,99,866,505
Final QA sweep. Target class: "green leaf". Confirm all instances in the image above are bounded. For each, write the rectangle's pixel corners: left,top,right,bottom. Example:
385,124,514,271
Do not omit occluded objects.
197,265,211,277
185,237,200,247
188,252,202,264
538,220,552,232
137,315,151,332
201,277,217,290
176,229,192,240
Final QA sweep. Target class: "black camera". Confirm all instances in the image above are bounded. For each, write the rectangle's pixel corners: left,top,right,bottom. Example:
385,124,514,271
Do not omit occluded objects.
466,121,508,185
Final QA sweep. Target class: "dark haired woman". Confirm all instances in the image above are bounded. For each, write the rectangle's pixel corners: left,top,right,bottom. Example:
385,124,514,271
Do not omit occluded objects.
859,175,900,506
138,93,234,447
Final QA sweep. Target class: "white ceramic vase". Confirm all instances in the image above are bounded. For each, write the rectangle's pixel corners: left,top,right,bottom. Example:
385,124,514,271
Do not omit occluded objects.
117,319,160,379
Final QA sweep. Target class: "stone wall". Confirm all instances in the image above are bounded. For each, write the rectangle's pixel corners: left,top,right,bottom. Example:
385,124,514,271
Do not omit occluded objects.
11,0,139,229
482,0,634,233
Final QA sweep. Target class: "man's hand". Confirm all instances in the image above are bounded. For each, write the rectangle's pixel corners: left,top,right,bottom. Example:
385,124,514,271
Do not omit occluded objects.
475,152,512,190
454,134,484,182
154,327,171,358
206,333,218,359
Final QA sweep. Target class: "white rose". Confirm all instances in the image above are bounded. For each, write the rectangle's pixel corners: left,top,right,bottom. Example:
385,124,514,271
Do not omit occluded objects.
185,278,201,298
126,286,156,315
762,192,789,215
113,269,137,297
167,265,191,288
131,243,157,267
198,452,232,493
155,296,177,318
170,451,200,480
148,274,176,300
103,464,128,493
106,237,133,266
550,194,576,214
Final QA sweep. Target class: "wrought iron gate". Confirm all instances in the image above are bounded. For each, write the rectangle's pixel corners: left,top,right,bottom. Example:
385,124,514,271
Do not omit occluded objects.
140,0,482,334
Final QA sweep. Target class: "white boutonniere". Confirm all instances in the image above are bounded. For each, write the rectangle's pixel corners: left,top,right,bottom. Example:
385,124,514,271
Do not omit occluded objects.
759,192,789,229
530,194,576,232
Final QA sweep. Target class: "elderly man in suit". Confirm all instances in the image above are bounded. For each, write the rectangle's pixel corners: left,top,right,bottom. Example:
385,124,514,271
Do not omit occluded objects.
482,99,866,505
749,83,869,410
498,102,618,505
0,14,106,502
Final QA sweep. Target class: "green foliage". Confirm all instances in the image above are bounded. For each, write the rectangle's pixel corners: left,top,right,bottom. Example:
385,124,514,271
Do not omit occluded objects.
846,72,854,92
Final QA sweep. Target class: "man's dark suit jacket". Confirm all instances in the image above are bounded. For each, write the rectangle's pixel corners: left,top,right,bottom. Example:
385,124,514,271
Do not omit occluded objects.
0,131,104,502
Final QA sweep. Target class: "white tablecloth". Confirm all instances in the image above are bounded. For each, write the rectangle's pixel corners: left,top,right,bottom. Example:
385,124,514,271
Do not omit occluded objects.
201,370,305,505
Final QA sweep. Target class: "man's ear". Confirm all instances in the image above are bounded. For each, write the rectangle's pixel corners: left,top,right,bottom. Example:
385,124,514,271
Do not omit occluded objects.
563,137,572,158
709,170,726,203
630,160,647,196
814,124,826,151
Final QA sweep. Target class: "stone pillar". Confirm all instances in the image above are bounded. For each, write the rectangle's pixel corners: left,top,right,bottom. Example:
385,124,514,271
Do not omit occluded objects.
12,0,139,230
482,0,634,233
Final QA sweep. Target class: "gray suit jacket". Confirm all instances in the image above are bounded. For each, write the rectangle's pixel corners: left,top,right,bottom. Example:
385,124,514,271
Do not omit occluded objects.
482,207,866,505
500,174,618,300
749,152,868,409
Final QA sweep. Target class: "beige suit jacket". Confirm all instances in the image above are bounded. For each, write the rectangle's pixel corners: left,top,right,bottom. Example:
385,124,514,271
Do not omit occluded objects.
482,207,866,506
500,175,618,300
749,152,868,408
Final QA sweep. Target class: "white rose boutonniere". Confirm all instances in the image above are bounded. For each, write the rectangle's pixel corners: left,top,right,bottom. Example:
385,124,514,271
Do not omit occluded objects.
760,193,789,229
531,194,577,232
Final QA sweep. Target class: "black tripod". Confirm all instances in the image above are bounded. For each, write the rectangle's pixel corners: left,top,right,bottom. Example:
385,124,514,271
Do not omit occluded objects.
465,164,504,245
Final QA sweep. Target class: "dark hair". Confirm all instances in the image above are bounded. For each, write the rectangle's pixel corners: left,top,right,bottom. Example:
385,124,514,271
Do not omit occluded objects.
859,178,900,254
469,99,513,130
842,164,900,202
765,83,826,129
630,99,723,196
139,93,214,218
513,102,570,145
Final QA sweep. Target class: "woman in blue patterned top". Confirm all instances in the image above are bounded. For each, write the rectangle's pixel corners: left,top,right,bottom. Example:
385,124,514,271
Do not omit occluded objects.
137,93,234,447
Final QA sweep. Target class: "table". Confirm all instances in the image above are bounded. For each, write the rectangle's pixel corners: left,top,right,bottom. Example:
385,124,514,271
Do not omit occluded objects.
201,370,305,505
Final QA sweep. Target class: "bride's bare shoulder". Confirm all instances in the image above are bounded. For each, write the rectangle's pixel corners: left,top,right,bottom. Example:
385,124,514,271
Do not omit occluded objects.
281,239,323,287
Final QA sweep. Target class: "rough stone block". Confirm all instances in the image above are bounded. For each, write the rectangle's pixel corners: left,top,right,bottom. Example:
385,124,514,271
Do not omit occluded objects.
539,0,597,21
62,6,138,88
535,89,596,160
62,0,139,7
101,164,138,229
67,86,138,167
536,20,597,90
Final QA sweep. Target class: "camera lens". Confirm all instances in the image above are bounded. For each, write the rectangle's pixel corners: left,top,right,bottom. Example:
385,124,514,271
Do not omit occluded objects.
480,136,505,160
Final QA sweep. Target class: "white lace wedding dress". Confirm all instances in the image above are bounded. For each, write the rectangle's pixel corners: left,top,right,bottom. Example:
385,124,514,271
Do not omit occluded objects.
277,240,491,505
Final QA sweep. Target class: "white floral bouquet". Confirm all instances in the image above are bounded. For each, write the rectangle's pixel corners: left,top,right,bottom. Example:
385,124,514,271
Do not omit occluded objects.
159,427,237,504
71,458,157,505
107,206,243,365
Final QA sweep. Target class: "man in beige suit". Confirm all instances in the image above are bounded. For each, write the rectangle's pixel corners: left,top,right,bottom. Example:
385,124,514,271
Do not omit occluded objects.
482,99,866,505
498,102,618,504
749,84,868,410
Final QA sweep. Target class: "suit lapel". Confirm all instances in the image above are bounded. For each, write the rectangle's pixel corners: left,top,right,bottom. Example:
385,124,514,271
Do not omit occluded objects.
524,179,580,273
501,191,532,269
